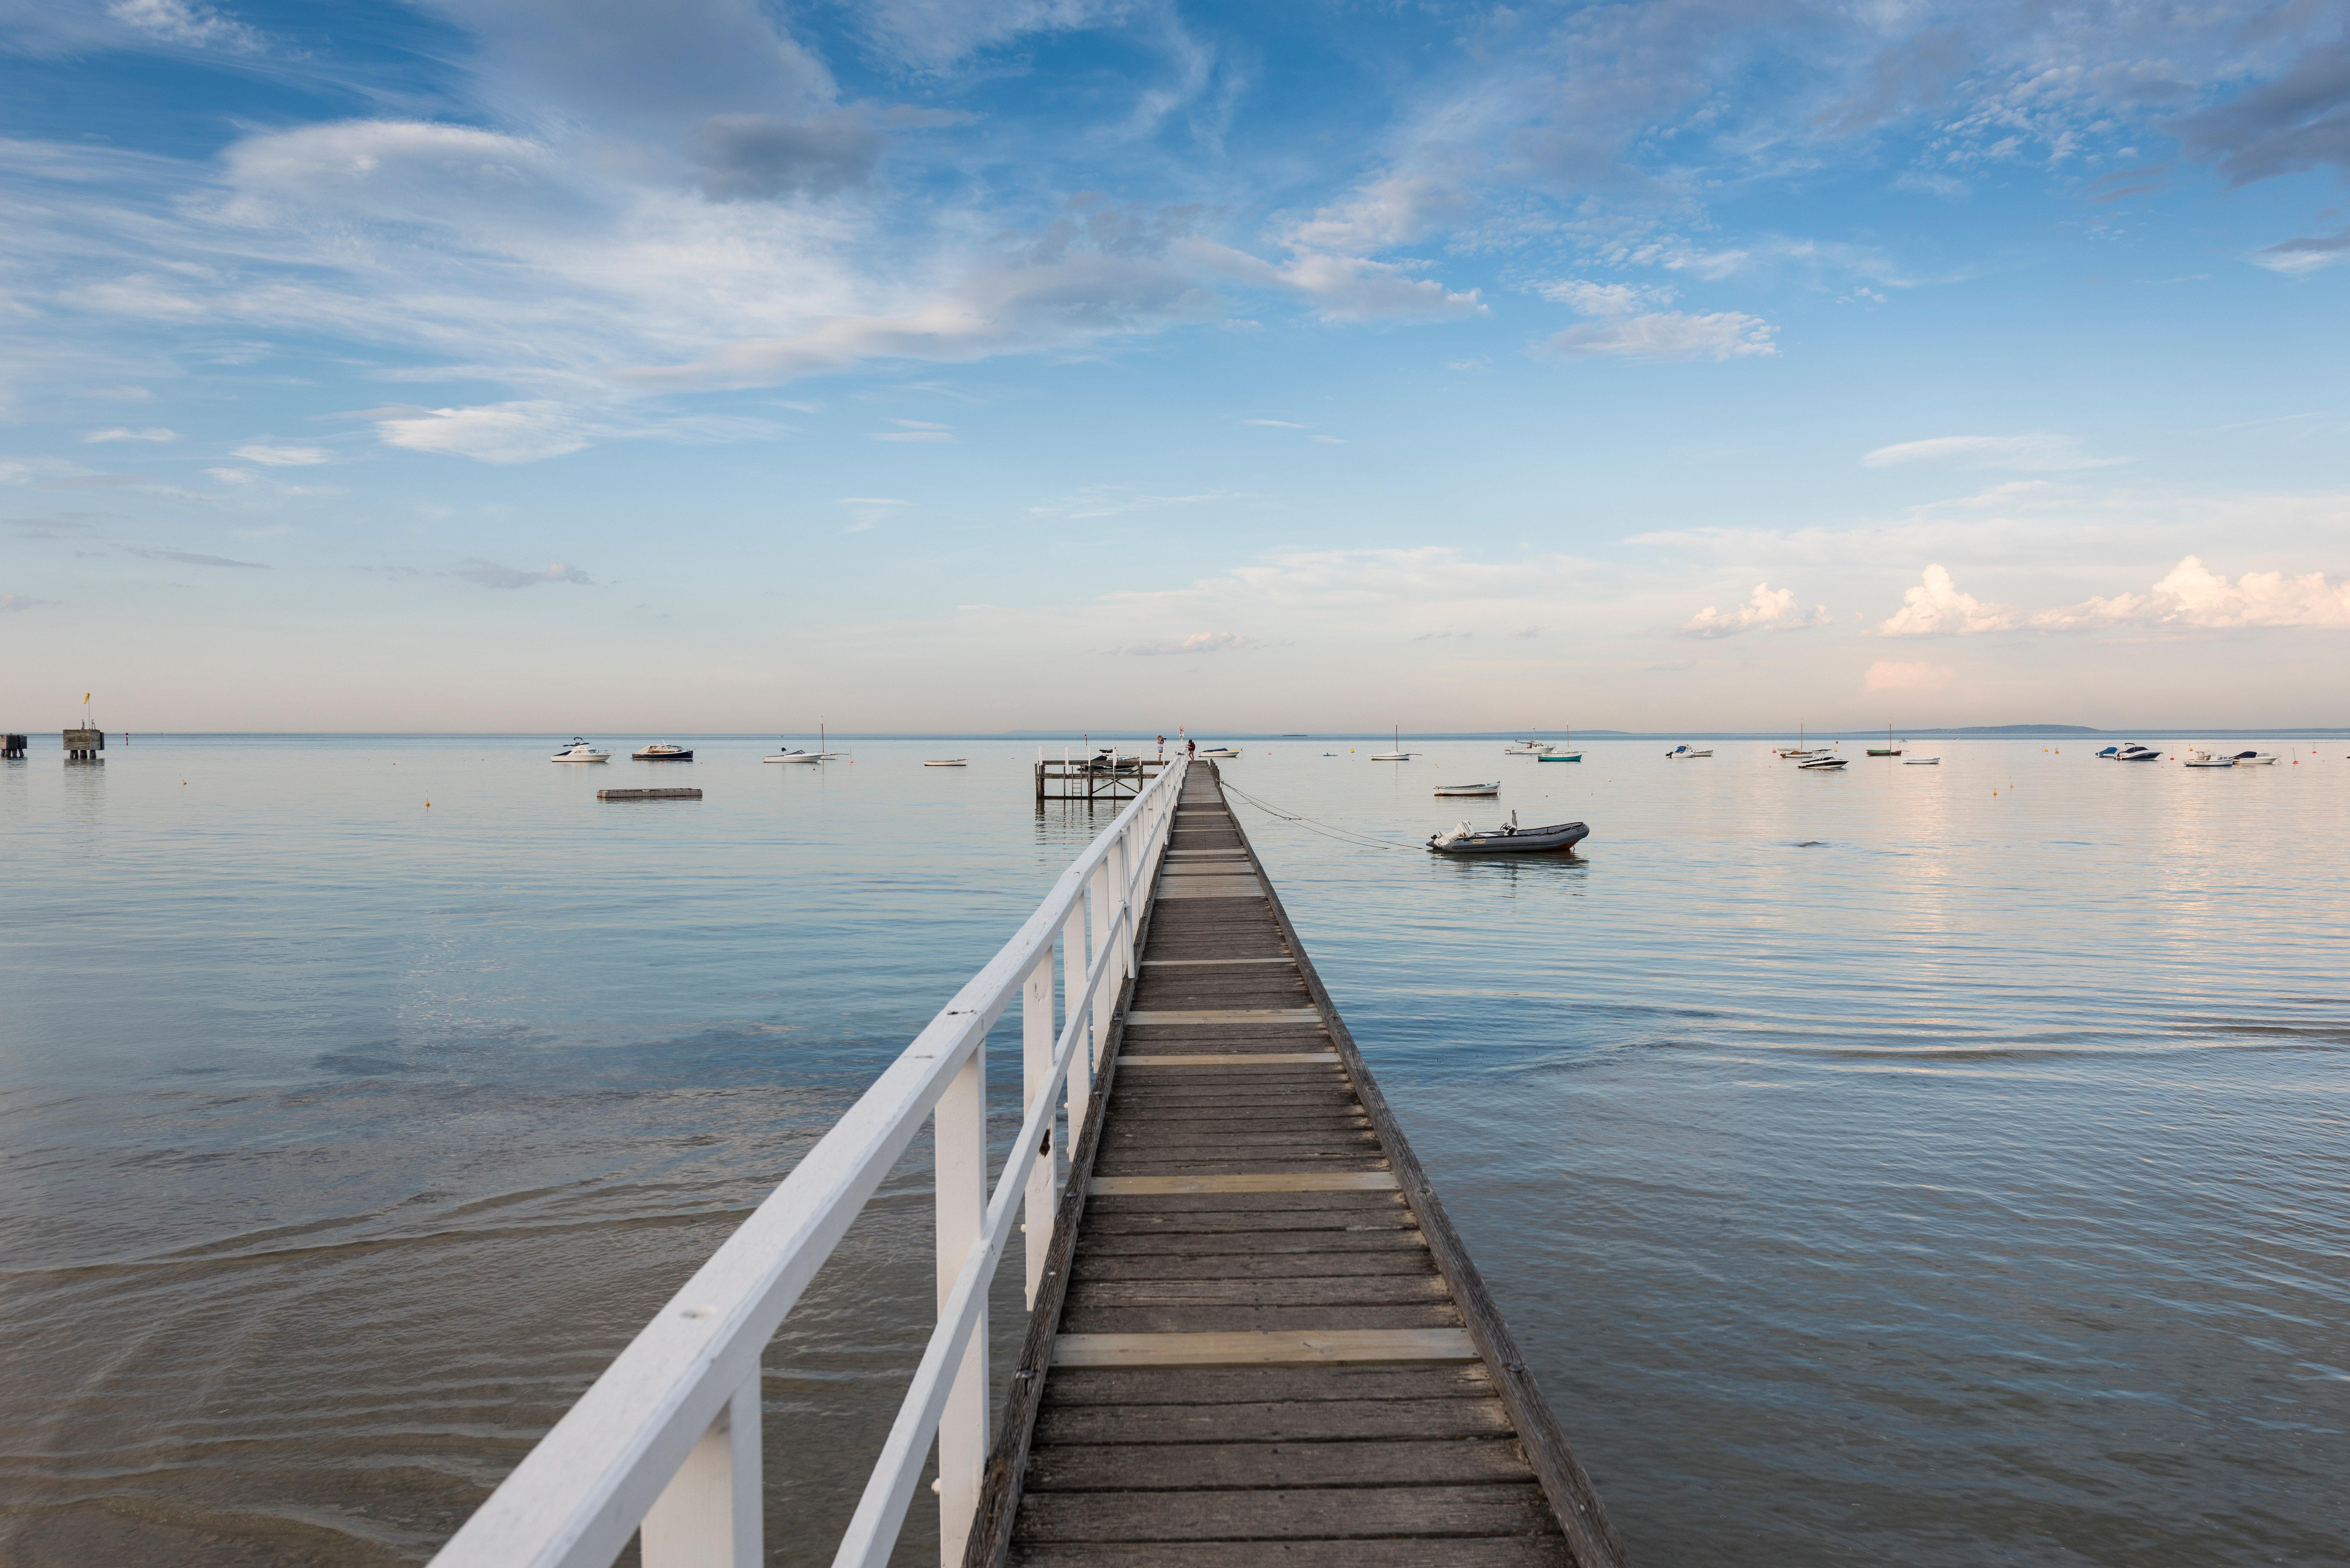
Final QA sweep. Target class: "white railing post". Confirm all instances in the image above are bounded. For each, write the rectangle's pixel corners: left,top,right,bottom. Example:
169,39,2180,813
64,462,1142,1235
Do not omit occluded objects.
1086,860,1114,1080
641,1372,761,1568
933,1042,987,1566
1061,900,1091,1140
1020,950,1056,1307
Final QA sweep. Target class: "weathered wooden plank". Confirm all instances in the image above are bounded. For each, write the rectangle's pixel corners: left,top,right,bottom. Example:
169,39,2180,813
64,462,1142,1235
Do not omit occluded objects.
1087,1172,1396,1196
1078,1212,1419,1239
1139,956,1291,965
1060,1301,1464,1336
1051,1326,1477,1368
1093,1155,1391,1177
1066,1275,1452,1308
1124,1008,1321,1025
1010,1538,1570,1568
1155,884,1267,900
1023,1437,1532,1493
1013,1483,1553,1541
1071,1252,1438,1283
1112,1053,1339,1067
1103,1131,1383,1155
1103,1117,1372,1142
1075,1228,1426,1253
1084,1189,1406,1216
1038,1361,1497,1407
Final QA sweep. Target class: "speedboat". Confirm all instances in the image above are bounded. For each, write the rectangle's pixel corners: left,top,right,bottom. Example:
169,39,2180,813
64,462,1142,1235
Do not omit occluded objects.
764,744,821,764
631,742,693,761
2231,750,2280,766
551,738,610,763
1195,745,1240,759
1798,755,1847,770
1666,745,1712,759
1428,811,1589,855
1504,739,1554,755
1434,781,1501,797
2114,744,2161,762
2182,749,2235,768
924,758,968,768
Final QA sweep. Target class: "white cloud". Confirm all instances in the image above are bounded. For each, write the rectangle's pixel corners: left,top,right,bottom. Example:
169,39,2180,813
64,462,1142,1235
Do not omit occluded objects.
1535,311,1777,361
1863,659,1955,690
84,426,178,443
870,430,954,442
1119,631,1250,656
107,0,262,51
1029,487,1237,520
1241,419,1307,428
1877,564,2018,636
1534,279,1674,314
1862,434,2114,471
449,560,593,590
206,467,255,482
1683,582,1829,637
2033,556,2350,631
375,403,587,464
231,443,331,466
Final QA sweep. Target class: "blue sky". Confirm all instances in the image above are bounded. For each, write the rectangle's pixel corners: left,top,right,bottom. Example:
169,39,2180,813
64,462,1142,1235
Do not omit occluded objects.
2,0,2346,731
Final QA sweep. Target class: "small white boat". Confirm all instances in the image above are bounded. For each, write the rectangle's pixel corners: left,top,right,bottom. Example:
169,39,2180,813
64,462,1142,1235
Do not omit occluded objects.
1195,746,1240,759
2230,750,2280,766
2113,743,2161,762
551,737,610,763
924,758,968,768
764,745,820,764
1798,755,1847,771
2182,748,2235,768
1434,781,1501,797
1666,745,1712,759
1371,725,1415,761
631,742,693,762
1428,811,1589,855
1504,737,1554,755
1904,757,1941,766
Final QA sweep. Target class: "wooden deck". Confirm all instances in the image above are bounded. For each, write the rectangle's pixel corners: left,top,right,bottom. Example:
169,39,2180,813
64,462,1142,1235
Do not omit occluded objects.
968,766,1627,1568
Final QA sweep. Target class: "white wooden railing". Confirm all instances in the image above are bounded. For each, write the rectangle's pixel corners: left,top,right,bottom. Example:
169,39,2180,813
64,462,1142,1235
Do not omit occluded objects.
430,756,1188,1568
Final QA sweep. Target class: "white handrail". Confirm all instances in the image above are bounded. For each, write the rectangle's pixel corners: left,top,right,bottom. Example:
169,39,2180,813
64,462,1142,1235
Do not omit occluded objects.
429,755,1187,1568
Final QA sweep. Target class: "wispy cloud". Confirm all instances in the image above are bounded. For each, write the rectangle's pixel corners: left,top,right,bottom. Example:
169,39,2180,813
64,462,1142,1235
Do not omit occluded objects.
1029,487,1239,520
2,592,62,612
232,443,331,466
871,418,955,443
1116,631,1251,656
1862,434,2116,472
449,560,593,590
127,546,267,568
84,427,177,443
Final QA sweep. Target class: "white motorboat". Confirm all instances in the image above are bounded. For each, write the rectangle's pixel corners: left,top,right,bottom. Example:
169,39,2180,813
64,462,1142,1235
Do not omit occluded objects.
1428,811,1589,855
2113,744,2161,762
1434,781,1501,797
1195,746,1240,759
631,742,693,761
2230,750,2280,766
1371,725,1415,761
924,758,968,768
764,744,821,763
1666,745,1712,759
1904,757,1941,766
551,737,610,763
1504,737,1555,755
1798,755,1848,770
2182,748,2235,768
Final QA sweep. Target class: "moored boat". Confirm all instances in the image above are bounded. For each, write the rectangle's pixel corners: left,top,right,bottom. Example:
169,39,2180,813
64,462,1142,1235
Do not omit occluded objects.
1904,757,1941,766
1535,751,1583,761
924,758,968,768
1370,724,1414,761
2231,750,2280,766
763,744,820,763
1666,745,1712,759
1195,745,1240,759
631,742,693,761
2114,744,2161,762
2182,748,2235,768
1434,781,1501,797
1798,754,1847,770
551,737,610,763
1427,811,1589,854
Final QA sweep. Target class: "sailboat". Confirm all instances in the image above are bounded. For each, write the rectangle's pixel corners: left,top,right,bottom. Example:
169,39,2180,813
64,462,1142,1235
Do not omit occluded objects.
1866,721,1903,758
814,722,846,760
1535,722,1582,762
1778,721,1829,761
1371,725,1414,761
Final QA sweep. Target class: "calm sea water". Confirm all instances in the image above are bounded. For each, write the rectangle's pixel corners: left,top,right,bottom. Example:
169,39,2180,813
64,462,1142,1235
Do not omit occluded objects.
3,734,2346,1567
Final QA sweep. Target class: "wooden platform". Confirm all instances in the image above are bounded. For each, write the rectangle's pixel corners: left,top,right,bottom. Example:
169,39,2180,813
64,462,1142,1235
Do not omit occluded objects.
968,766,1626,1568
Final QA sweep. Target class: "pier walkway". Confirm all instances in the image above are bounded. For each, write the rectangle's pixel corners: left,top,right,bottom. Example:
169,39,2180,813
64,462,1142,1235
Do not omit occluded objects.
970,766,1622,1567
431,759,1622,1568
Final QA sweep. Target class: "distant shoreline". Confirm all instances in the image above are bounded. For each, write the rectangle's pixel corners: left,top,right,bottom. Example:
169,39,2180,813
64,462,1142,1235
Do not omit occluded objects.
28,727,2350,742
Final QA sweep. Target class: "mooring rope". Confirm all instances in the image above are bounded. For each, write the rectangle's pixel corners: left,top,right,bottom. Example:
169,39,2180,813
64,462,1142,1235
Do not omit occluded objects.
1215,779,1424,853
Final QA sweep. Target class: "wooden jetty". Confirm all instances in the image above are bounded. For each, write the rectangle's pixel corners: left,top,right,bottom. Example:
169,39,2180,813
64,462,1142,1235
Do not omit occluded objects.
969,764,1623,1567
597,787,703,801
1036,755,1170,803
429,755,1620,1568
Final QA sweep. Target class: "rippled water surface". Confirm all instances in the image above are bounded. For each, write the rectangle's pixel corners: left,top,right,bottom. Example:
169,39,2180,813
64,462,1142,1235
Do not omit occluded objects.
4,734,2346,1567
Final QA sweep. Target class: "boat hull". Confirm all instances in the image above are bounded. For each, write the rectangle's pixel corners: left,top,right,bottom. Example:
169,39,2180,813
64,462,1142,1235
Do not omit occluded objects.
1433,784,1500,797
1535,753,1582,762
632,751,693,762
1428,821,1589,855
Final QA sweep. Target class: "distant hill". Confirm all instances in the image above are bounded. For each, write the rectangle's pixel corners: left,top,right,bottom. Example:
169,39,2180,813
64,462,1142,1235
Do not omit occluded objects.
1940,724,2098,735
